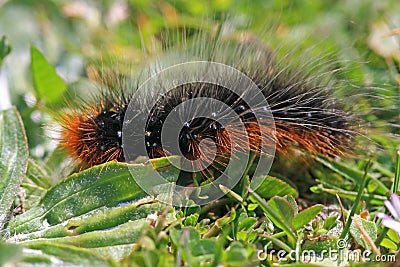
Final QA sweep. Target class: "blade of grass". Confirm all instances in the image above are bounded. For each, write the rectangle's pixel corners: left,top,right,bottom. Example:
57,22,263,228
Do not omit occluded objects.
375,225,390,250
260,234,293,253
391,150,400,193
315,156,388,194
219,185,243,203
248,188,296,244
340,161,372,239
311,180,386,205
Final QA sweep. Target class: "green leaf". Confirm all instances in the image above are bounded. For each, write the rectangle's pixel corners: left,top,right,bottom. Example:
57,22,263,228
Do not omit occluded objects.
25,159,51,189
194,239,216,257
223,242,249,266
237,217,258,232
285,195,298,215
5,159,180,261
21,159,52,210
267,196,295,228
349,215,377,250
247,203,258,211
43,146,71,179
169,227,199,247
8,198,164,243
215,208,236,228
323,215,338,230
21,217,151,249
6,161,171,235
124,250,174,267
255,175,298,199
20,183,47,211
21,242,113,266
386,228,399,244
170,227,215,260
0,36,11,68
184,213,199,227
302,236,340,253
0,107,28,229
292,204,323,230
31,46,67,105
17,204,175,262
0,242,19,266
249,189,296,243
380,238,398,250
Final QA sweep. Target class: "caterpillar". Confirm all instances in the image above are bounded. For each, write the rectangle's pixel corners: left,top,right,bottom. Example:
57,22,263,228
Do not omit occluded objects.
57,24,357,181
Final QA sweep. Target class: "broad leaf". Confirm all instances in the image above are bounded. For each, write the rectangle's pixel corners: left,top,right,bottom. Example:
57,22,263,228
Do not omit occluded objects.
255,176,298,199
292,204,323,230
380,238,398,250
170,227,215,260
267,196,295,228
224,242,250,266
6,160,177,236
21,242,113,266
31,46,67,106
6,159,178,262
249,190,296,243
0,107,28,229
349,215,377,250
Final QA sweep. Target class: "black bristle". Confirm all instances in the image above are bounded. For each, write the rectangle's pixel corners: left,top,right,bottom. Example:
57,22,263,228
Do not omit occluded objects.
60,26,358,168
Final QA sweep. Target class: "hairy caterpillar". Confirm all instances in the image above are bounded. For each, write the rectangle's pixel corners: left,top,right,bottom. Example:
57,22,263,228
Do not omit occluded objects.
57,24,357,181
